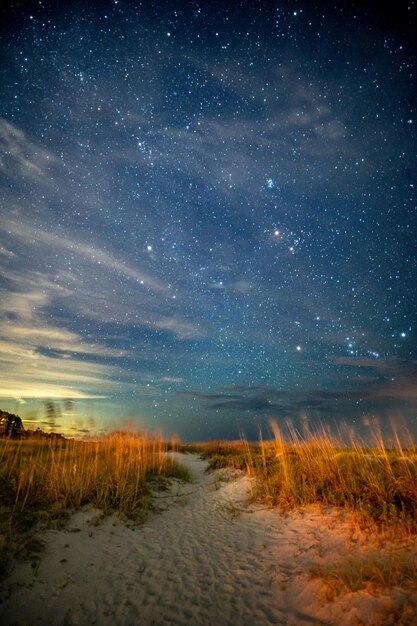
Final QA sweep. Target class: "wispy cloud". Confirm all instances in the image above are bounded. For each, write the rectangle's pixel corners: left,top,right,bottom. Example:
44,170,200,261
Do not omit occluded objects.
1,217,167,293
328,356,417,400
0,119,58,184
178,358,417,417
0,269,126,399
0,347,113,399
0,199,205,402
1,215,205,342
152,317,204,340
0,245,17,259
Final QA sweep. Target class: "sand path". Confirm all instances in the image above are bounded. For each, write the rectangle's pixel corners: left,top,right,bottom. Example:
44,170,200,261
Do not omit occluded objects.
1,453,414,625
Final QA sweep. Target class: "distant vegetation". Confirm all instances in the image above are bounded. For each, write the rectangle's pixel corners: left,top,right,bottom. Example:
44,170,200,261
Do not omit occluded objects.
0,409,65,440
0,410,24,439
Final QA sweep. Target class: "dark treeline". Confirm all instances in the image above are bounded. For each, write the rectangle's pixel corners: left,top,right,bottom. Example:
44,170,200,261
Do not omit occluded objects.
0,410,65,440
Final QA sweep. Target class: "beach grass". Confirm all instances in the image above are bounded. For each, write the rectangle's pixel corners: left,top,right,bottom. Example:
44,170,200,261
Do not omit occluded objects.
188,425,417,595
310,550,417,599
191,423,417,539
0,432,189,579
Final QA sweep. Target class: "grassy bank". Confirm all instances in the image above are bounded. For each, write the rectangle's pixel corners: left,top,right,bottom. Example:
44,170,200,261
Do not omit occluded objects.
0,433,188,579
189,427,417,597
191,426,417,539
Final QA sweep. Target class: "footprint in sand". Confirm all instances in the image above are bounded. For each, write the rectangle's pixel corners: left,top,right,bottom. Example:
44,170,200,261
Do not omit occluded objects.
1,452,415,626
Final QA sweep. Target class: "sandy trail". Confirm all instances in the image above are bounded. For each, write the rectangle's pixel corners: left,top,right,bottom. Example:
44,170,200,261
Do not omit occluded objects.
1,453,415,625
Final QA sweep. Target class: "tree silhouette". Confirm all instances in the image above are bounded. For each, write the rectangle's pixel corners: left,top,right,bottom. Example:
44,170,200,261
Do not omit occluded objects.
0,410,24,438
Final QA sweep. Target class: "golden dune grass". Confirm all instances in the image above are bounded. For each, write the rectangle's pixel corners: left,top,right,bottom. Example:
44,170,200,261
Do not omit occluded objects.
311,550,417,599
0,432,188,578
194,422,417,538
191,423,417,595
0,432,187,515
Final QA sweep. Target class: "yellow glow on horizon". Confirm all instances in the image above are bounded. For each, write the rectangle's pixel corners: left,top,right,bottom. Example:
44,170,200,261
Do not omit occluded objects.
0,386,107,399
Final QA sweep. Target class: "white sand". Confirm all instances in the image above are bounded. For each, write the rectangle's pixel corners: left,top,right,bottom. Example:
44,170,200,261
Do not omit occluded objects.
1,452,416,625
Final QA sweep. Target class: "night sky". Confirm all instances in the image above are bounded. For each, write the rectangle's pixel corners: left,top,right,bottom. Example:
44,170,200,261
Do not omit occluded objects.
0,0,416,440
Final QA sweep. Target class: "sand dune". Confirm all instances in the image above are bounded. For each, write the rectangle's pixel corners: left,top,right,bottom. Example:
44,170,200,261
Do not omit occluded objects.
1,452,416,625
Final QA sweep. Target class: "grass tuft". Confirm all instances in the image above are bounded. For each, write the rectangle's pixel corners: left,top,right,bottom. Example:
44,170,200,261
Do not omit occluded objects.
311,551,417,598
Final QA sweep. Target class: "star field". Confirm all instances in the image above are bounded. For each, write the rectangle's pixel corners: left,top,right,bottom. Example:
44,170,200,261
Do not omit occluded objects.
0,0,416,440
